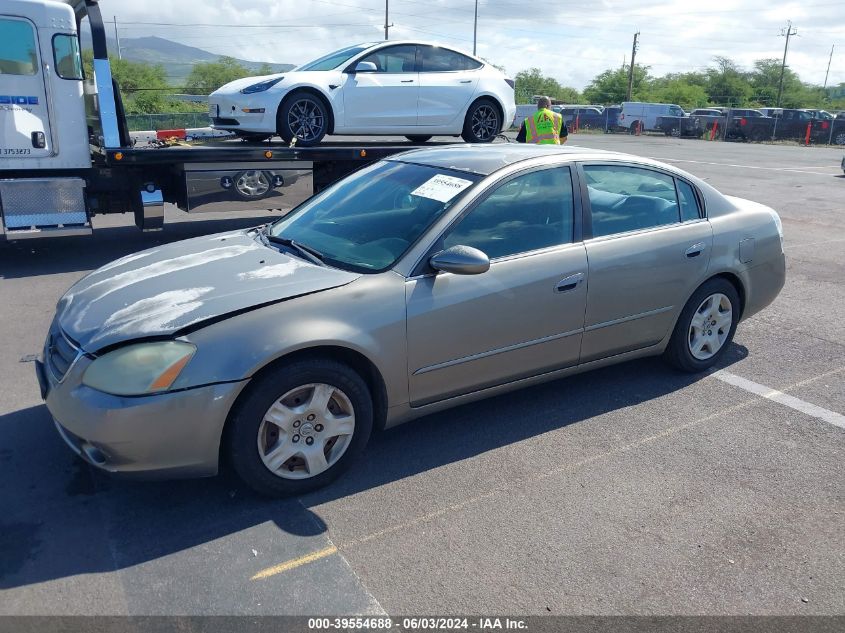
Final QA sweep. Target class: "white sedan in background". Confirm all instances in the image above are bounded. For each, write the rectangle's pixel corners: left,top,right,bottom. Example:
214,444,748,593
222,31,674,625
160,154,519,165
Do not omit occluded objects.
209,41,516,146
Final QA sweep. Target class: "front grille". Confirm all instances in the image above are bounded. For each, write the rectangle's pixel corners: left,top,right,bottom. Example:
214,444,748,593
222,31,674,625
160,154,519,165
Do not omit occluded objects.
46,327,80,382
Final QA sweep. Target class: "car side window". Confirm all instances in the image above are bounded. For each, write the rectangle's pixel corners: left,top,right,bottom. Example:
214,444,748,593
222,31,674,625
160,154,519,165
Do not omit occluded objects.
419,46,482,72
584,165,681,238
442,167,574,259
359,45,417,73
676,180,701,222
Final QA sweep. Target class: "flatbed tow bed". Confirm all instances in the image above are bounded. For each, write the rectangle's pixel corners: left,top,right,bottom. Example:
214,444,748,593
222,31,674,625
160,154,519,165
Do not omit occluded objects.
0,0,501,241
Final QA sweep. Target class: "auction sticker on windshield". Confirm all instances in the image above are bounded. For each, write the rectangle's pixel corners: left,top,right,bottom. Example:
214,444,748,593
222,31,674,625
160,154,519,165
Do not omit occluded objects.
411,174,474,203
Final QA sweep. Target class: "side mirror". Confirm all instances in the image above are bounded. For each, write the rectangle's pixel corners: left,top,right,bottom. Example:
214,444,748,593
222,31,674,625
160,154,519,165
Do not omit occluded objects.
352,61,377,73
429,245,490,275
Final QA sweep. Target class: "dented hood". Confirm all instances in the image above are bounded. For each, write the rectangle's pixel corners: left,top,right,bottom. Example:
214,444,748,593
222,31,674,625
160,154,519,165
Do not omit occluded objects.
57,230,360,352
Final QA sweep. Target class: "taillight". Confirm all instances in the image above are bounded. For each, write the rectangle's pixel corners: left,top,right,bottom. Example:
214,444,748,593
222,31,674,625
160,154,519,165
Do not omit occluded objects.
504,78,514,89
822,121,830,129
740,118,747,126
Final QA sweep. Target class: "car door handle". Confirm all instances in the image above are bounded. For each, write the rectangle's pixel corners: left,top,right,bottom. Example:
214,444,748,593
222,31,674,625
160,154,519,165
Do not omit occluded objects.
401,79,414,83
555,272,584,293
459,79,472,83
685,242,705,258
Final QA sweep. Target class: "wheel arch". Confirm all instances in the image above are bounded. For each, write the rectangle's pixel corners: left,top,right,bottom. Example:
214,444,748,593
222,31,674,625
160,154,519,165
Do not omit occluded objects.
683,272,746,323
466,94,506,133
221,344,389,463
277,87,336,135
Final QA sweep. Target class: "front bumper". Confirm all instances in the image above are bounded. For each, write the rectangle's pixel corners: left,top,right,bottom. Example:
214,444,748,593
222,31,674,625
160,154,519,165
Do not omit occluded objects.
208,98,275,133
39,345,248,479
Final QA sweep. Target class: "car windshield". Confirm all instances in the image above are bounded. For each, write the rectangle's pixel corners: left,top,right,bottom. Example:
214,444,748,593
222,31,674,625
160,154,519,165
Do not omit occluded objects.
296,44,376,71
268,161,482,273
669,106,685,117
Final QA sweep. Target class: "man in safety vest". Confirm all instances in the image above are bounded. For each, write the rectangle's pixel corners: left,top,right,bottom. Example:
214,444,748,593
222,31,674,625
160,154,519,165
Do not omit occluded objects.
516,96,568,144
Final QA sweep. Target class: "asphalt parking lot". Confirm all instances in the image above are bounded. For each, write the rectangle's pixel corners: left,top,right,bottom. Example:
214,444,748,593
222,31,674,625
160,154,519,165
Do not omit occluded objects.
0,134,843,618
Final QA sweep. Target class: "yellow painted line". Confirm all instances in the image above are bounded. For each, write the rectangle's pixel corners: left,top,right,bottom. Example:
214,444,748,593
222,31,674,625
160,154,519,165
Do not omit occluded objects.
251,545,338,580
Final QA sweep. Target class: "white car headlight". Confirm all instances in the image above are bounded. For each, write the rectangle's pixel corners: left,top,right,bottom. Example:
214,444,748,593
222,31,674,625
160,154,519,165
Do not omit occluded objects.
82,341,196,396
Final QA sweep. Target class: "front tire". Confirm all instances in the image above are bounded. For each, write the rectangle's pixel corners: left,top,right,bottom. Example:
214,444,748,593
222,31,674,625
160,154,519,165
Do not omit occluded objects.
461,99,501,143
227,358,373,497
277,92,329,147
664,278,740,373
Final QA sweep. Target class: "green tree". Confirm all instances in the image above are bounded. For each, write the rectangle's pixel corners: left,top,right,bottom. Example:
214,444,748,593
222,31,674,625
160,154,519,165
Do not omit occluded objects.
648,73,709,110
582,64,651,104
514,67,580,104
256,62,275,76
185,56,250,95
704,56,751,106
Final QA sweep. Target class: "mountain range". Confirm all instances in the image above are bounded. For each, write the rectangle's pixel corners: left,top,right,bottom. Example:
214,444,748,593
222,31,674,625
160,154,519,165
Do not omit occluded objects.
81,34,295,81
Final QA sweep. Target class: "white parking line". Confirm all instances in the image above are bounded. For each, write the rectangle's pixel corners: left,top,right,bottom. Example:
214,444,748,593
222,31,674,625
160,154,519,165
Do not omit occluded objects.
712,370,845,430
648,157,840,177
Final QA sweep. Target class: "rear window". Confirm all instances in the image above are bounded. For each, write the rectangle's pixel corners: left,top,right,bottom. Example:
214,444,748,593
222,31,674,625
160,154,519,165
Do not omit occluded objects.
0,18,38,76
419,46,482,72
53,34,83,80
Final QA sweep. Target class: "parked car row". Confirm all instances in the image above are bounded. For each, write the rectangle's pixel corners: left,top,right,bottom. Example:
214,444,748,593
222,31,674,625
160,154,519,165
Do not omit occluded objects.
656,106,845,144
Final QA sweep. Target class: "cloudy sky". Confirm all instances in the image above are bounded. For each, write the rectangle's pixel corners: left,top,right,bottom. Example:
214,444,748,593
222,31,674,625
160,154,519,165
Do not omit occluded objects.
106,0,844,90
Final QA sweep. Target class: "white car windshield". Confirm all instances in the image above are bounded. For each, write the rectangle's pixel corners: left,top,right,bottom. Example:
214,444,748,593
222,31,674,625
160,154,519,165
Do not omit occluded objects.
297,44,377,71
268,161,482,273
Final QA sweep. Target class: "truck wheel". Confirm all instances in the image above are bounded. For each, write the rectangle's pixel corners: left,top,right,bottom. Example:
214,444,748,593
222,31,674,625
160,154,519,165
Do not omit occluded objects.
461,99,500,143
227,358,373,497
278,92,329,147
833,131,845,145
232,170,274,200
750,128,767,142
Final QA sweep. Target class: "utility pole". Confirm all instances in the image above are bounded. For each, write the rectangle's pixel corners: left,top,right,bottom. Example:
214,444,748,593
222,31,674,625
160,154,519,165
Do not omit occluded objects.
473,0,478,55
777,21,798,107
384,0,393,40
113,15,122,60
626,31,639,101
823,44,834,90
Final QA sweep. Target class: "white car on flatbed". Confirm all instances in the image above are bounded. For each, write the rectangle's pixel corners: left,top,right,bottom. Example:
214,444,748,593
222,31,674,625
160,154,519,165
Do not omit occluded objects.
209,41,516,146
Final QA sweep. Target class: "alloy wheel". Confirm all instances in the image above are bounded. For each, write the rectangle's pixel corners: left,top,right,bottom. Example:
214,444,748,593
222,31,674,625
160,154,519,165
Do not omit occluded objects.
471,105,499,141
287,99,325,142
688,293,733,360
257,383,355,480
235,170,271,198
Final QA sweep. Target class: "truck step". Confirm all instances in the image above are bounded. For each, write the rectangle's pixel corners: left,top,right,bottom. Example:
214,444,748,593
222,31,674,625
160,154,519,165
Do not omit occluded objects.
1,178,91,239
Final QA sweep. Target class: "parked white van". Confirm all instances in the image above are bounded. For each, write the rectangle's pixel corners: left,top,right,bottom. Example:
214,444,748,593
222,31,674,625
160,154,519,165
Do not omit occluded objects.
620,102,686,133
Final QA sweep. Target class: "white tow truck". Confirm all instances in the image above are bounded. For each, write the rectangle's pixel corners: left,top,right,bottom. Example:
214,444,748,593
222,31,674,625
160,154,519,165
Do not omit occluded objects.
0,0,425,240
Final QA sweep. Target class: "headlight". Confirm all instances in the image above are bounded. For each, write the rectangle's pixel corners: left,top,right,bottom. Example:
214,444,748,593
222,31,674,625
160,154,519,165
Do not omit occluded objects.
82,341,196,396
240,77,283,94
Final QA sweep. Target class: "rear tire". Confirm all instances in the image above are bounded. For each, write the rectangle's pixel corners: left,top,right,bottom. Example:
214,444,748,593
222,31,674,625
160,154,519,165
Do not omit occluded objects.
664,278,740,373
227,358,373,497
461,99,501,143
406,135,432,144
833,131,845,145
277,92,329,147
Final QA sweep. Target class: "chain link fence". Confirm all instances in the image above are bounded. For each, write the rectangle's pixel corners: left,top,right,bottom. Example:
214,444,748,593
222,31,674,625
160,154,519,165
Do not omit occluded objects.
124,112,211,131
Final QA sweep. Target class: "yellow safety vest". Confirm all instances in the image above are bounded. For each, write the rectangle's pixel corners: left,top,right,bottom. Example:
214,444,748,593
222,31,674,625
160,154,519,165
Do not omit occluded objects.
524,108,563,144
